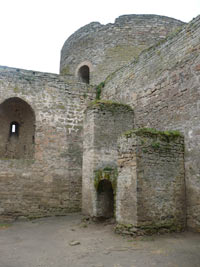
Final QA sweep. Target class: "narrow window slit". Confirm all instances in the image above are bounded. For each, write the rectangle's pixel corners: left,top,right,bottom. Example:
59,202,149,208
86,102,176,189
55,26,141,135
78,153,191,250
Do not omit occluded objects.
12,124,16,133
9,122,19,137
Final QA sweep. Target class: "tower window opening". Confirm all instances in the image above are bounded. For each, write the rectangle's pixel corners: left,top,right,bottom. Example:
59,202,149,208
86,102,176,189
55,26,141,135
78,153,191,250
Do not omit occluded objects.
12,124,16,133
78,65,90,84
10,122,19,137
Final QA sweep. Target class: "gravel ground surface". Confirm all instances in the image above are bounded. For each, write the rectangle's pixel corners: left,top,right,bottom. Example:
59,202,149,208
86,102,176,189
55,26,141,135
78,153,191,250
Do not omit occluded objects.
0,213,200,267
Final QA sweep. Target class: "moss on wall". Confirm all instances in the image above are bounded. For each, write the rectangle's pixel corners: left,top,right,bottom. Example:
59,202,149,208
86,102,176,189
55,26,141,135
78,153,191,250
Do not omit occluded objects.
86,100,133,113
60,65,71,75
94,166,118,194
123,128,182,140
95,82,105,100
115,221,185,236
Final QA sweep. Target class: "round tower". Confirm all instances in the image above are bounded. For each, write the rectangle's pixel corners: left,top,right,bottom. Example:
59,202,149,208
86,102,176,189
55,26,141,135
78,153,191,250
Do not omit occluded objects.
60,15,185,85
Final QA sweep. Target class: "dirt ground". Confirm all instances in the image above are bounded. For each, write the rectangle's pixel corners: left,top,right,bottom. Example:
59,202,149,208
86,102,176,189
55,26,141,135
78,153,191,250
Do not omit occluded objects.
0,213,200,267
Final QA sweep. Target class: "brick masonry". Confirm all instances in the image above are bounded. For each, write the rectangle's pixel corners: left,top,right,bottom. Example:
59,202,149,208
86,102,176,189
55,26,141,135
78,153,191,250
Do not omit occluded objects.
82,101,134,217
60,15,184,85
102,15,200,232
116,129,186,235
0,13,199,233
0,66,95,221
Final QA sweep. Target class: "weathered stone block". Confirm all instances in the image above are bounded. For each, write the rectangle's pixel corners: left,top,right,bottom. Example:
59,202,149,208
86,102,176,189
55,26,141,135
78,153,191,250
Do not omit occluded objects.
82,100,134,218
116,128,186,235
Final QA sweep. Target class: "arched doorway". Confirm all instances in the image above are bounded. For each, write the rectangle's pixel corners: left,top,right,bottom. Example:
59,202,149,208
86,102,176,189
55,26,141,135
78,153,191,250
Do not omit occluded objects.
97,179,114,219
0,97,35,159
78,65,90,84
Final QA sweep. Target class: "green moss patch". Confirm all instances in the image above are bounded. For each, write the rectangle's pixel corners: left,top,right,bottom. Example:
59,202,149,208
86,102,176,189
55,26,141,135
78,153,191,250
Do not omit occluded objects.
0,223,12,229
60,66,71,75
115,221,185,236
123,128,183,140
94,167,118,194
57,104,65,110
94,167,118,218
95,82,105,100
86,100,133,113
13,86,19,93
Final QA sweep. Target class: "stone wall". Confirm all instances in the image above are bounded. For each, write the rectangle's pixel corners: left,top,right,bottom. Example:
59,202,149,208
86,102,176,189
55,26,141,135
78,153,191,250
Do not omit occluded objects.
60,15,184,85
0,66,95,221
116,129,186,235
102,15,200,231
82,101,134,217
1,12,199,233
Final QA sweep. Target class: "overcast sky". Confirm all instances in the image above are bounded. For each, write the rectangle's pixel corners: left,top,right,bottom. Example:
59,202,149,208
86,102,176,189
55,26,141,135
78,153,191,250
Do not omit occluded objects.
0,0,199,74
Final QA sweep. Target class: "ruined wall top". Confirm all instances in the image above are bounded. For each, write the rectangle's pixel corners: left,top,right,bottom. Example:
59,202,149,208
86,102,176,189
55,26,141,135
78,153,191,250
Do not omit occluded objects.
101,15,200,104
60,14,185,85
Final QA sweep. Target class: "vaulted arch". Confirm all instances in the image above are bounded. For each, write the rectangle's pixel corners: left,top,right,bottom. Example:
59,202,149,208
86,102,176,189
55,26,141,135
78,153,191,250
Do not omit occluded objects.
78,65,90,84
0,97,35,159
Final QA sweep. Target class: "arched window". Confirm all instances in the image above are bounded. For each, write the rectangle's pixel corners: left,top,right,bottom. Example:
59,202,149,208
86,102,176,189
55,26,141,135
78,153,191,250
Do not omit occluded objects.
0,97,35,159
78,65,90,84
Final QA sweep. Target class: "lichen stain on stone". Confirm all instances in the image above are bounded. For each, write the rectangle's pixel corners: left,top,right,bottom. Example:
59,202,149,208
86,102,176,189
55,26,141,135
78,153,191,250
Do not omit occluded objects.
94,167,118,194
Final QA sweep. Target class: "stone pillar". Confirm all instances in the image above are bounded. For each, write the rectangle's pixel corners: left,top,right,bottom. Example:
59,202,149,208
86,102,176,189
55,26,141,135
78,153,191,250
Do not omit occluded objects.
116,128,186,235
82,100,134,217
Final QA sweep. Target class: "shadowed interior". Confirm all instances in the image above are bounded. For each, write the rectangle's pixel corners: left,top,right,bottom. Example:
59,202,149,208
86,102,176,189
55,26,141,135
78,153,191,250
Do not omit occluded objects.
78,65,89,84
0,97,35,159
97,179,114,219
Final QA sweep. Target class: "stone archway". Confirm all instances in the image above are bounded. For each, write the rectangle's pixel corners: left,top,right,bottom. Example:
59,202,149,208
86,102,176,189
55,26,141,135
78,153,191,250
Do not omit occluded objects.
0,97,35,159
96,179,114,219
78,65,90,84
